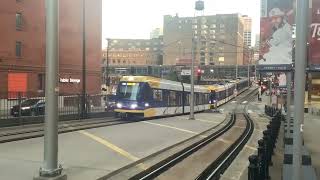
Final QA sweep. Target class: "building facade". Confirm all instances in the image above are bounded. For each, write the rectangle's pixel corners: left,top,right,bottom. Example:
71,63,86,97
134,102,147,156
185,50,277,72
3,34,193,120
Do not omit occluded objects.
150,28,162,39
241,15,252,47
0,0,102,96
163,14,244,66
102,37,164,66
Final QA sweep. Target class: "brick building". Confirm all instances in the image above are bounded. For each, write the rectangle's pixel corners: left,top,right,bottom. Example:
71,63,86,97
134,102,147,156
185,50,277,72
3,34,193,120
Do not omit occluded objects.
163,14,244,66
0,0,102,97
102,37,163,66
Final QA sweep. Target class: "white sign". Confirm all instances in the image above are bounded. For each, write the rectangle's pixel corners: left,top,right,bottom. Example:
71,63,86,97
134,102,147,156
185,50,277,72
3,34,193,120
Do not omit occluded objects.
278,73,286,86
69,78,81,83
60,78,69,83
60,78,81,84
181,69,191,76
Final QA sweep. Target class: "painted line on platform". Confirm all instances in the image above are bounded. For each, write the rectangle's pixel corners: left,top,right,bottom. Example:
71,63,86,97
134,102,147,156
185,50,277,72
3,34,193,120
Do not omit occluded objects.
78,130,147,170
196,119,220,124
143,121,207,138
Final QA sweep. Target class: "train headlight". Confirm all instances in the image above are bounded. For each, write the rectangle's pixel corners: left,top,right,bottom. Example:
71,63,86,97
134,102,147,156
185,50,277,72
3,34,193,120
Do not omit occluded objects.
116,103,122,108
145,103,150,107
130,104,138,109
21,107,31,110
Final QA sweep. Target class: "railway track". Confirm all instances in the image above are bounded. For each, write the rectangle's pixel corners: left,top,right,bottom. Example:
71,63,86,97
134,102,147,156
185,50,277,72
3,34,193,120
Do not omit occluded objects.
0,88,256,146
126,88,257,180
0,118,145,143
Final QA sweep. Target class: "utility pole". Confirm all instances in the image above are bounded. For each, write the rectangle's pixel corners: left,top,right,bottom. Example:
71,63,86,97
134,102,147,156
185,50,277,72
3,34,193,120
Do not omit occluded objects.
35,0,66,179
106,39,110,93
293,0,308,179
269,76,272,106
190,36,195,120
286,72,292,138
190,0,204,120
81,0,87,119
236,64,238,79
248,64,250,87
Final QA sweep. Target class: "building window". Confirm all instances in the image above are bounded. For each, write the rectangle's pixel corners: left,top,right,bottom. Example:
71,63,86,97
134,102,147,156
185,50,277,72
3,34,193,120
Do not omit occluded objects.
16,13,22,30
16,41,22,57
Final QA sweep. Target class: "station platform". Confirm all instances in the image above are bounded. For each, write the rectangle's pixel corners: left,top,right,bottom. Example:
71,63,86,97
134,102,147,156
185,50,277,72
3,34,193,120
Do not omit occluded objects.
0,111,228,180
234,94,319,180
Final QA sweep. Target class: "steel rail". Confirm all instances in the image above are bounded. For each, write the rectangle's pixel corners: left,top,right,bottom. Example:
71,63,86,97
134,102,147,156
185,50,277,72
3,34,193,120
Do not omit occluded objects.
130,88,257,180
129,114,236,180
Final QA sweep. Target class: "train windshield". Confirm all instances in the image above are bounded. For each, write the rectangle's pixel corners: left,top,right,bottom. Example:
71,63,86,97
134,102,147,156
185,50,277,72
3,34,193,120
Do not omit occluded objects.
117,82,142,101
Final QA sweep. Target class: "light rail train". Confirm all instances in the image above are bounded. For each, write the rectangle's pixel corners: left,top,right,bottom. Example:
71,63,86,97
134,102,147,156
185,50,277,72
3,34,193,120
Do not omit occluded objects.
114,76,249,118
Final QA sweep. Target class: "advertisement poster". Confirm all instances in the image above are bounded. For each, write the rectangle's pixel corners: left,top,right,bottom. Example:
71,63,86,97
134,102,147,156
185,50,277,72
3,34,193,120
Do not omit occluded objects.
309,0,320,70
259,0,295,70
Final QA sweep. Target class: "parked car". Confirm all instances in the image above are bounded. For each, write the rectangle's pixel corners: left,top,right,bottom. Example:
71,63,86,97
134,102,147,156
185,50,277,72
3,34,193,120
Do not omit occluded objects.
104,94,116,111
11,99,45,117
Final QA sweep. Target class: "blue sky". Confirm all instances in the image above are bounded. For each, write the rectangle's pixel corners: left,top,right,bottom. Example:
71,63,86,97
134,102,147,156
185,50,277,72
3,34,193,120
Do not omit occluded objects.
102,0,260,47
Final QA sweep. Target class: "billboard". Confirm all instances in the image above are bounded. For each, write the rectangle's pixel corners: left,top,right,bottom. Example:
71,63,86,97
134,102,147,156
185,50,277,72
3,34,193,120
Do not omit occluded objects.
309,0,320,70
259,0,295,70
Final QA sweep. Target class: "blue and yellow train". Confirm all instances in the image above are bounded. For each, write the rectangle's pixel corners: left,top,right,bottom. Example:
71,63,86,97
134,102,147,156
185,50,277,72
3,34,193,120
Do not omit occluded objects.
114,76,249,118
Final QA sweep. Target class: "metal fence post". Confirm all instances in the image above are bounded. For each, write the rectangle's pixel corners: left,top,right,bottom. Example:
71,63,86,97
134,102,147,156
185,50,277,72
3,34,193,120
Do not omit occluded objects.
258,139,265,180
248,155,259,180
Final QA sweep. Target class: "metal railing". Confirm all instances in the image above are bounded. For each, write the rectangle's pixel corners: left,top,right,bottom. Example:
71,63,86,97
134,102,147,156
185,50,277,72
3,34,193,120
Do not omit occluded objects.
0,92,111,127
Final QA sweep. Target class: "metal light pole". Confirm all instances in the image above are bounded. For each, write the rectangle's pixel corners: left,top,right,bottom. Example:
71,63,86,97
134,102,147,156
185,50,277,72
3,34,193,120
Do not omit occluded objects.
286,72,292,138
106,38,110,92
190,36,195,120
269,76,272,106
35,0,66,179
189,0,204,120
81,0,87,119
236,64,238,79
293,0,309,179
247,64,250,87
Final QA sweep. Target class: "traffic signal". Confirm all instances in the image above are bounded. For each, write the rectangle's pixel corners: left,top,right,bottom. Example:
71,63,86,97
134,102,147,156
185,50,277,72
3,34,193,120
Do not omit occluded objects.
197,68,202,82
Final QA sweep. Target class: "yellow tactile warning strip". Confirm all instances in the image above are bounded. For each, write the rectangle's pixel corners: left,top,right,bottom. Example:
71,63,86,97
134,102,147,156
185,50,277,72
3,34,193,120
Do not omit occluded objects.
143,121,207,138
78,130,147,170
